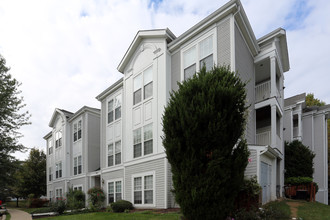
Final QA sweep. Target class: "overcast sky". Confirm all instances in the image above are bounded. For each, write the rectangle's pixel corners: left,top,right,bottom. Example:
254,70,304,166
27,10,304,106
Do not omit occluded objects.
0,0,329,160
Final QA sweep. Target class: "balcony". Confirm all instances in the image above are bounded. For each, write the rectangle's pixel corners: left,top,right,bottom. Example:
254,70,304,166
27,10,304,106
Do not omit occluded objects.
256,130,271,146
255,80,270,103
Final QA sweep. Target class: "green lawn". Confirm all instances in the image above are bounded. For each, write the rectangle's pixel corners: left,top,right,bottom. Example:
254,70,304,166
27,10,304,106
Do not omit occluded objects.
295,200,330,220
39,211,182,220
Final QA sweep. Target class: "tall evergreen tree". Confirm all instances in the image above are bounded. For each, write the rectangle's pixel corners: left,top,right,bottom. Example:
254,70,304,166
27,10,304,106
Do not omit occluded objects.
162,66,249,220
0,54,30,200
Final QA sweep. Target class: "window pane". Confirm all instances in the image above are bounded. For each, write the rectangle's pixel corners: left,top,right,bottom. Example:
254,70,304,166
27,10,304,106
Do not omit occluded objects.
183,46,196,68
116,181,121,193
134,177,142,191
74,133,77,142
116,193,122,202
74,157,77,167
108,182,114,193
109,194,114,203
133,128,141,145
108,111,114,123
108,100,114,112
199,35,213,59
74,167,77,175
108,144,114,155
184,64,196,80
134,143,142,158
74,124,77,132
78,156,82,165
144,82,153,99
143,66,152,85
134,74,142,91
108,155,114,167
133,89,141,105
144,175,153,190
78,165,82,174
144,140,153,155
115,106,121,120
134,191,142,204
115,141,121,153
115,153,121,165
144,190,153,204
78,120,81,130
78,130,81,139
200,54,213,72
144,124,152,140
115,94,121,108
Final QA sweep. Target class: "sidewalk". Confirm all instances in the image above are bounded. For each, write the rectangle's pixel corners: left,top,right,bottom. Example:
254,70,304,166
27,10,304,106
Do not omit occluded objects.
7,209,32,220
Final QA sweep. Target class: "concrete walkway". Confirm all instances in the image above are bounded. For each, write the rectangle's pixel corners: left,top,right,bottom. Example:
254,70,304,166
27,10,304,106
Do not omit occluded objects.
7,209,32,220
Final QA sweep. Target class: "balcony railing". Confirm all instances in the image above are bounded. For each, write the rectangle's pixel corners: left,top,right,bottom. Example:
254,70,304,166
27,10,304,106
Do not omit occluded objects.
255,81,270,103
256,130,271,146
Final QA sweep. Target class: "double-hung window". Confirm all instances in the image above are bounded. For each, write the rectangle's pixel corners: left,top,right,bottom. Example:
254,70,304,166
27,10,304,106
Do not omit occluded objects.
108,100,114,123
55,130,62,148
73,120,82,142
133,124,153,158
73,186,82,191
48,139,53,155
74,155,82,175
183,34,214,80
108,94,122,123
133,66,153,105
55,188,62,199
56,162,62,178
108,180,122,204
133,174,154,205
108,141,121,167
49,167,52,181
115,95,121,120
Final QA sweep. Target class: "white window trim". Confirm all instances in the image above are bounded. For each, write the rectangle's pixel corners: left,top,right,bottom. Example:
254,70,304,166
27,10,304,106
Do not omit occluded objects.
107,92,122,125
73,119,82,143
55,130,63,149
131,171,156,207
107,140,122,167
73,155,82,175
55,187,63,199
180,27,217,81
107,178,123,205
133,123,153,159
73,184,83,191
133,65,153,107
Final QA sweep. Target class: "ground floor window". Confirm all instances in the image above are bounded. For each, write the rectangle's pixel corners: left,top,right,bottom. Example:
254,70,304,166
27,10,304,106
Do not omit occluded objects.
55,188,63,199
133,173,154,205
108,180,122,204
73,185,82,191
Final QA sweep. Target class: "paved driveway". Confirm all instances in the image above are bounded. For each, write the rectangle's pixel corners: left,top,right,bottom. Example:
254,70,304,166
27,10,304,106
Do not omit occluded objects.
7,209,32,220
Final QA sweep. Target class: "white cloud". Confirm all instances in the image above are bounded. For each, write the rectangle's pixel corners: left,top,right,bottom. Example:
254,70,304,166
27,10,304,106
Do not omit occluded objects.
0,0,329,160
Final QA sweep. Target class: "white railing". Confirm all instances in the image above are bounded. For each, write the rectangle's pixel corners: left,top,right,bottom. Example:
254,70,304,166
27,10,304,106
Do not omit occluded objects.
293,127,298,138
256,131,271,146
255,80,271,103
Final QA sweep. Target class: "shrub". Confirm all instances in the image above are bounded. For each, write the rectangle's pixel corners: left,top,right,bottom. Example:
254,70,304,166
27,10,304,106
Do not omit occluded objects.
66,188,85,210
285,140,315,179
162,65,249,220
110,200,133,213
51,197,66,215
87,187,105,210
235,176,261,210
285,176,318,193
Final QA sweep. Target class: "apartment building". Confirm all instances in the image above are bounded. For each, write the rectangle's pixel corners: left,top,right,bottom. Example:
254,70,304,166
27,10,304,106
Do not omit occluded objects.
44,106,100,202
45,0,290,207
284,93,330,204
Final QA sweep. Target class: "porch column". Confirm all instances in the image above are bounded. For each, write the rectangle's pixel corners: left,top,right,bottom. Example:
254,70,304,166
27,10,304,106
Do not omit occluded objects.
271,105,277,149
298,113,302,140
270,56,277,98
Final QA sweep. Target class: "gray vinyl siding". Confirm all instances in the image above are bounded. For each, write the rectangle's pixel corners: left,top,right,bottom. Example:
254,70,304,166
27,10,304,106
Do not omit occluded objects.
102,169,124,180
171,52,180,92
283,110,292,142
100,99,107,169
302,115,313,150
88,113,100,172
217,17,231,66
235,24,255,144
125,158,165,208
245,149,257,178
314,115,326,190
70,176,87,190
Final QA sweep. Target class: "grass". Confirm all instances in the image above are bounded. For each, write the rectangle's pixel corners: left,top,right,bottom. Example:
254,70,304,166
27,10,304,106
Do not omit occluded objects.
295,200,330,220
39,211,182,220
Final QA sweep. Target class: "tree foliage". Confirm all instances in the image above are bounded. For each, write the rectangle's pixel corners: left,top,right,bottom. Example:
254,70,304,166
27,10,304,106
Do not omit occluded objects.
306,93,325,107
0,54,30,200
285,140,315,179
162,65,249,220
16,148,46,198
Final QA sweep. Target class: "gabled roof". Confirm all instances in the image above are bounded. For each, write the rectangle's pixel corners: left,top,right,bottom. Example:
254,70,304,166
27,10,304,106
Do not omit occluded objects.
284,93,306,107
68,106,100,122
96,77,123,101
117,29,176,73
168,0,259,56
257,28,290,72
48,108,73,127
